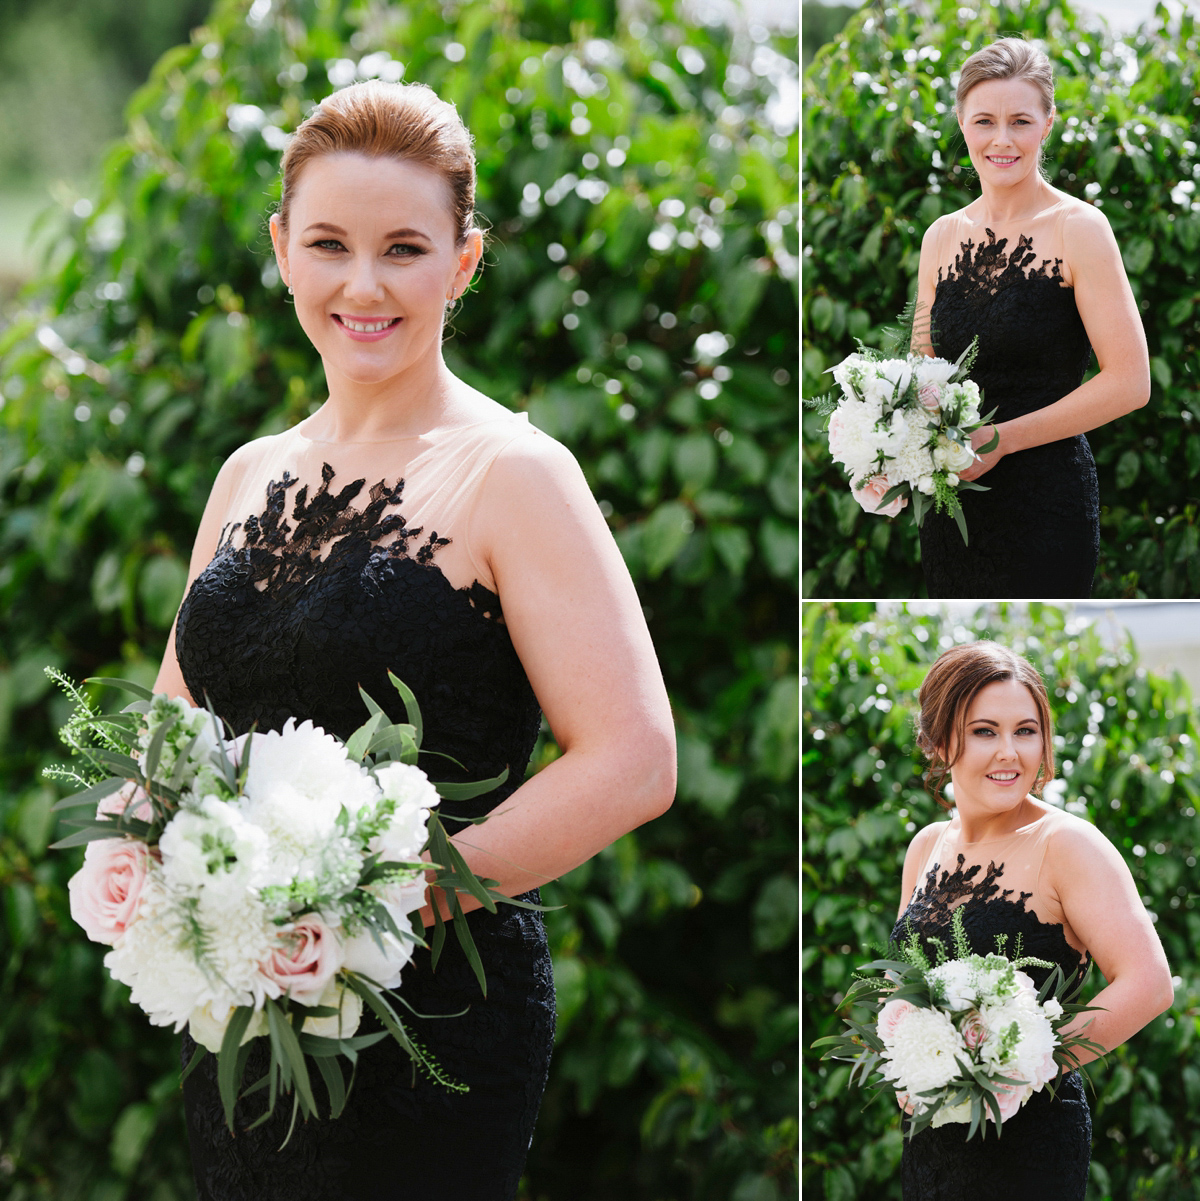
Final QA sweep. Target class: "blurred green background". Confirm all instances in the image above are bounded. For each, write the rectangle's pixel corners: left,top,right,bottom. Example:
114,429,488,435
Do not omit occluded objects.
803,601,1200,1200
801,0,1200,597
0,0,798,1198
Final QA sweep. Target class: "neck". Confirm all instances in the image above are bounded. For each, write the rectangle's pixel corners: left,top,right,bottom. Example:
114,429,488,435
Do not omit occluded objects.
975,174,1055,228
954,796,1039,845
311,349,462,442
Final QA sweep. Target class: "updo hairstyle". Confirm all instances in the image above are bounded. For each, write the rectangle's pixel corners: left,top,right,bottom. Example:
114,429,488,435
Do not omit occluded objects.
277,80,478,243
914,640,1056,810
955,37,1055,117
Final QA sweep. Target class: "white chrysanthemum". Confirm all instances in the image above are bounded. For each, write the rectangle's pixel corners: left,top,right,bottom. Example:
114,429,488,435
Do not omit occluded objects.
880,1006,966,1100
828,397,885,480
914,356,959,388
879,408,937,486
159,795,269,904
241,719,381,874
105,860,284,1030
926,960,977,1011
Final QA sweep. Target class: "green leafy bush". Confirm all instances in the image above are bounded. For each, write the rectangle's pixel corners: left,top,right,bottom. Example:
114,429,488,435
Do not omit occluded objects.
801,0,1200,598
0,0,798,1197
803,602,1200,1200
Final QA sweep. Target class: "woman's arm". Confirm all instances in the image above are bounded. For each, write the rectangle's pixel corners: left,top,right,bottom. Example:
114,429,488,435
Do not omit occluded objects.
1049,819,1173,1065
959,205,1151,482
897,821,943,920
153,450,245,701
419,433,676,924
911,219,943,359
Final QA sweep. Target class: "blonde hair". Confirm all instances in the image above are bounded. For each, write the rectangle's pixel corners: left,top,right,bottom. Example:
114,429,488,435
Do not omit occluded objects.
278,81,477,242
956,38,1055,116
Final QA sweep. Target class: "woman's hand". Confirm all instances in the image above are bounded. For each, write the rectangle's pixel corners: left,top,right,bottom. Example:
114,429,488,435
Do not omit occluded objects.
957,423,1005,483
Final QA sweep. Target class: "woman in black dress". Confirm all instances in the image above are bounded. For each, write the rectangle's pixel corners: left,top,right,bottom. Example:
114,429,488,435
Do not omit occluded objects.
152,81,677,1200
914,39,1150,598
895,641,1172,1199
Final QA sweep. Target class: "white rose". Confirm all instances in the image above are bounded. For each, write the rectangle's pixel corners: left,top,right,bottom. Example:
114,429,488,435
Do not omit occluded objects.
187,1001,268,1053
300,978,364,1040
932,436,976,474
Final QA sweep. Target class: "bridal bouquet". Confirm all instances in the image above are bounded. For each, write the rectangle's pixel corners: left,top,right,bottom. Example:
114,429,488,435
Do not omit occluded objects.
812,909,1103,1140
805,307,996,545
47,669,526,1139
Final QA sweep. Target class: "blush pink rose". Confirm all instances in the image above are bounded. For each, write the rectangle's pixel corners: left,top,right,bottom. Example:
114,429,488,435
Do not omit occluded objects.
97,781,153,822
877,997,917,1044
852,475,908,518
991,1077,1033,1123
918,383,942,412
260,914,343,1005
68,838,152,945
960,1009,989,1051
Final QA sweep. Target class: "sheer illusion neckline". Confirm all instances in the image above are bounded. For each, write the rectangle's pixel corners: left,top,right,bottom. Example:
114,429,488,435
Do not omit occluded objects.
292,414,521,445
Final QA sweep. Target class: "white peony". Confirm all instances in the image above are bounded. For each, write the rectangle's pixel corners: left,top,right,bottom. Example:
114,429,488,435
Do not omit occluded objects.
880,1006,967,1101
876,358,914,396
240,719,382,882
913,355,959,389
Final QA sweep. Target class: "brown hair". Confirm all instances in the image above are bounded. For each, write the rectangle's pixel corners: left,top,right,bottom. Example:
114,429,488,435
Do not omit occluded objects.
277,81,477,242
955,38,1055,117
915,640,1055,810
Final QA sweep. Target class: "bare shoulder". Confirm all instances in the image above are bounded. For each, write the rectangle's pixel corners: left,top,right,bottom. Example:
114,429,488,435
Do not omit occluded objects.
1060,198,1119,255
1044,808,1125,868
905,818,948,864
484,423,588,499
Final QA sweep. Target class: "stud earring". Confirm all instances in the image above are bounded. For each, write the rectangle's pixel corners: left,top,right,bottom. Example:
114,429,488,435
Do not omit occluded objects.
287,284,294,295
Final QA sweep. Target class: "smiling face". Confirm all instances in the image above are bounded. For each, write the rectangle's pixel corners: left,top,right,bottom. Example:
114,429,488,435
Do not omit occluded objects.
957,76,1053,189
269,152,481,395
945,678,1046,823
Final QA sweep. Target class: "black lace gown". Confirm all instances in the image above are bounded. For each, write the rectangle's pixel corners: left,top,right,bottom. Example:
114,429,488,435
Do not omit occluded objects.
919,230,1098,598
173,466,555,1201
892,854,1092,1201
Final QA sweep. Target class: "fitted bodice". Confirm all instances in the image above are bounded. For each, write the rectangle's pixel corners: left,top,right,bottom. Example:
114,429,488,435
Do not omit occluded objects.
917,203,1101,598
174,415,544,821
893,808,1090,992
930,205,1093,423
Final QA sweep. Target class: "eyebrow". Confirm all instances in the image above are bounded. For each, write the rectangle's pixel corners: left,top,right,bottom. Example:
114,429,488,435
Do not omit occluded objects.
302,222,432,241
968,717,1040,727
970,111,1037,119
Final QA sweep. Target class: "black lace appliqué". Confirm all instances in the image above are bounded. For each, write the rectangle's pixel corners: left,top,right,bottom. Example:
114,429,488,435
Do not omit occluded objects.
895,853,1090,990
908,853,1033,926
222,463,455,594
938,229,1067,296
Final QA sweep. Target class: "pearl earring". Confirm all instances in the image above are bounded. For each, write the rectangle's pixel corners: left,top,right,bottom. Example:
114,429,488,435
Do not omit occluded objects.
287,284,294,295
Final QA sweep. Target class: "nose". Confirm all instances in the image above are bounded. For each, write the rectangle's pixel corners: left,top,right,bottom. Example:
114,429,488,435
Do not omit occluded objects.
343,253,384,305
